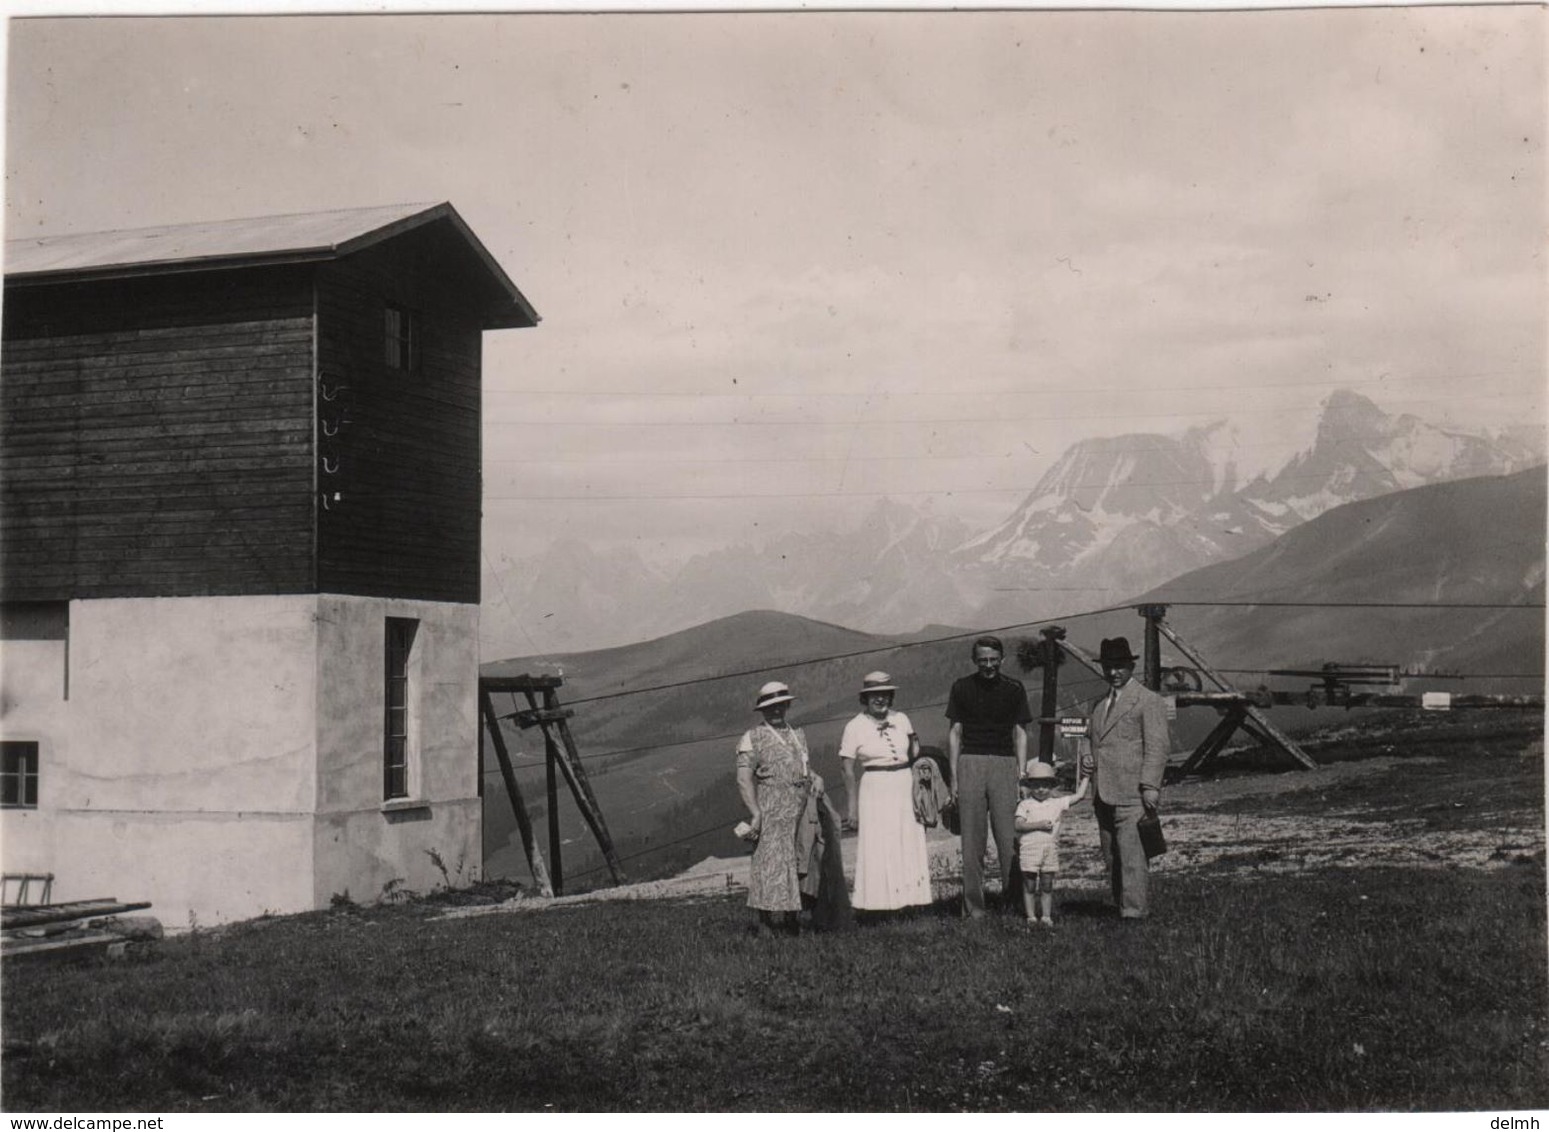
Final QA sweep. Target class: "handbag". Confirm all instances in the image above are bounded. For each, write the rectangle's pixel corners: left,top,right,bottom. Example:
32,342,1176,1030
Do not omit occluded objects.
1137,808,1167,859
940,797,960,836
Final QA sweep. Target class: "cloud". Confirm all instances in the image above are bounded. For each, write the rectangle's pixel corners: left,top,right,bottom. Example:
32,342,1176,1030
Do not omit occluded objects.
9,8,1541,578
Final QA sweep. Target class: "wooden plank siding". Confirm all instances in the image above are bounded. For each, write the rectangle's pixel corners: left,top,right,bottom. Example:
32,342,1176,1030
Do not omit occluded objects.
1,268,317,600
3,215,503,605
314,223,483,604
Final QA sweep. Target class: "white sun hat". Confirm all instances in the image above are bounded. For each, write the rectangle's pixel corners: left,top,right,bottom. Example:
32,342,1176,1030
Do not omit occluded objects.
754,681,795,710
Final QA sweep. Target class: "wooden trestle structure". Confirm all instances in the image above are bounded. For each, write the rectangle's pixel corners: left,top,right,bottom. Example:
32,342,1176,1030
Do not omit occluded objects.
479,675,625,897
1020,603,1544,778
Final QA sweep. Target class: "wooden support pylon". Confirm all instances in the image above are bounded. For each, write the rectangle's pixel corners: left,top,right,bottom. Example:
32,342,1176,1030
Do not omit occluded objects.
1139,603,1166,691
1147,612,1319,771
517,684,628,888
477,687,553,897
1176,706,1246,777
538,701,564,894
1040,625,1065,764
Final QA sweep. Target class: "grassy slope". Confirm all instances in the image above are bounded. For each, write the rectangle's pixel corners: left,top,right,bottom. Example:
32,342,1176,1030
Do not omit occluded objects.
1137,467,1547,680
4,718,1544,1113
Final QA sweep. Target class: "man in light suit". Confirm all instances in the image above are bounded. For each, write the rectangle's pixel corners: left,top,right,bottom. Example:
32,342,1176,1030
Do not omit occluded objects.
1082,636,1170,919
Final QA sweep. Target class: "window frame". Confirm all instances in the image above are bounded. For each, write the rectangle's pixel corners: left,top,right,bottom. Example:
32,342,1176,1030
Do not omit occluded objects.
384,302,418,374
383,618,419,801
1,741,40,809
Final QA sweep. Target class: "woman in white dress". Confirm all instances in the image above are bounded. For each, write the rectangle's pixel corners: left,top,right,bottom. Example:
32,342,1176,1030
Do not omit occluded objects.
840,671,933,913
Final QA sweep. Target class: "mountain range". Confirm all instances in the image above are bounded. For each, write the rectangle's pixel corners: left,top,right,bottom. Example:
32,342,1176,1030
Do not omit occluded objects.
480,466,1547,887
486,390,1543,656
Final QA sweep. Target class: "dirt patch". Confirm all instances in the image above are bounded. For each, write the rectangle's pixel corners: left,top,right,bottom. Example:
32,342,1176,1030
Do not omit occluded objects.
484,718,1544,912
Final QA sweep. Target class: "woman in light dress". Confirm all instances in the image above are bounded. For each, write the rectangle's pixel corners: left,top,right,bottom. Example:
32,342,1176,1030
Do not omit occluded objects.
840,671,933,913
735,680,813,935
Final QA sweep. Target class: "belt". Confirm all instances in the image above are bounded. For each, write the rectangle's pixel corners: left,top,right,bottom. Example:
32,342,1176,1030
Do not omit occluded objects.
864,761,912,772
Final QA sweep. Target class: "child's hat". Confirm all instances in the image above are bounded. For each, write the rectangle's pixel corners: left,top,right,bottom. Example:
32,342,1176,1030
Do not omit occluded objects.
1022,762,1057,782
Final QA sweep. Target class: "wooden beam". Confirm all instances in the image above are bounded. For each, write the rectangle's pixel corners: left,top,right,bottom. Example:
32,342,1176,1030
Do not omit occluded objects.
508,706,575,729
478,689,552,898
480,675,565,693
1153,620,1319,770
1,930,125,959
1037,628,1062,763
1137,604,1167,691
533,692,564,896
543,689,628,886
1057,638,1106,680
1177,707,1247,777
1174,691,1275,709
0,900,151,930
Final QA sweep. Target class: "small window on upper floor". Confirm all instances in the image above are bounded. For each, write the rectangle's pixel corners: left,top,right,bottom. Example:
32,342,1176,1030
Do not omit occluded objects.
1,741,39,808
385,303,418,373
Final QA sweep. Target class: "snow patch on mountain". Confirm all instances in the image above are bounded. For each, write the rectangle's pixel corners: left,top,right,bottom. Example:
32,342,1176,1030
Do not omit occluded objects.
484,389,1545,656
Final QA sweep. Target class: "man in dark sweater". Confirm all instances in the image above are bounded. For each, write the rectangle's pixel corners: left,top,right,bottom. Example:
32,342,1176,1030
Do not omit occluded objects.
946,635,1032,918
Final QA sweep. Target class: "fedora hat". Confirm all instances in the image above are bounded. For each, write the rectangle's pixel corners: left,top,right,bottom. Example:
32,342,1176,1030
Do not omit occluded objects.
1099,637,1139,667
858,671,898,698
754,681,795,710
1022,761,1057,782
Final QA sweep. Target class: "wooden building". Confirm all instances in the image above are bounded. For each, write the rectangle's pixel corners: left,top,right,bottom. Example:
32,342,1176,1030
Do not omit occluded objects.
0,203,537,925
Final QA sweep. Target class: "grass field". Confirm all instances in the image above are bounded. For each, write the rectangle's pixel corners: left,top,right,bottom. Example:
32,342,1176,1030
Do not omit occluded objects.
3,715,1544,1113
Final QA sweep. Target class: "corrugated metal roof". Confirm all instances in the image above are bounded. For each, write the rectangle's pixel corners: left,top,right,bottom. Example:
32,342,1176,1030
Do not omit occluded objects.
5,201,538,327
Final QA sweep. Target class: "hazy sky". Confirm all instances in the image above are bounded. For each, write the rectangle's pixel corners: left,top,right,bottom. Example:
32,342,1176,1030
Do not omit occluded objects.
6,7,1544,570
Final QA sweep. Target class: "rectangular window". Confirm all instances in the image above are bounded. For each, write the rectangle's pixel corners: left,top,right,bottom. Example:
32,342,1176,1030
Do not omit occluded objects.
384,618,418,800
385,303,417,372
1,741,39,808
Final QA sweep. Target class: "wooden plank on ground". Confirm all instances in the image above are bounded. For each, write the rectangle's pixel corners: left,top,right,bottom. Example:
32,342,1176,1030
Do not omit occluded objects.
1,931,123,959
1,900,151,930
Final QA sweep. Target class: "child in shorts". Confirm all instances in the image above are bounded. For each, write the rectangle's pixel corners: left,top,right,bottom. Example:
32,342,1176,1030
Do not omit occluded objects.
1015,761,1088,928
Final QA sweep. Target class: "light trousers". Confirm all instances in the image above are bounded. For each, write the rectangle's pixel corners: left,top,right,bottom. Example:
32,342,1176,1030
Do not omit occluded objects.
1095,799,1150,918
957,753,1019,913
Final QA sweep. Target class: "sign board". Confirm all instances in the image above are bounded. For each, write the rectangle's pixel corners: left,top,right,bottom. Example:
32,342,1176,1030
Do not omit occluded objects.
1421,691,1453,712
1057,717,1089,737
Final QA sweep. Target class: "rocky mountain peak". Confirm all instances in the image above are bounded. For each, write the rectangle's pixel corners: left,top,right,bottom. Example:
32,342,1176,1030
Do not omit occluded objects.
1317,388,1392,442
483,389,1543,656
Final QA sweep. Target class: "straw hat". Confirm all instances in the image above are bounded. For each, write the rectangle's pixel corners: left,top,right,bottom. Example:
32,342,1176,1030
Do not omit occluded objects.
754,681,795,710
858,671,898,699
1022,762,1057,782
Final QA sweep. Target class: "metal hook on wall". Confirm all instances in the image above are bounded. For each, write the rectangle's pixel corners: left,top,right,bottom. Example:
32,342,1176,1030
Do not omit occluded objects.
321,383,348,403
322,456,340,475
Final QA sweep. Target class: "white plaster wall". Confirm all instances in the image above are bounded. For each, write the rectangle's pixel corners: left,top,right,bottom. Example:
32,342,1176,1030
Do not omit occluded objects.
311,596,481,905
69,597,319,812
52,810,313,927
0,638,69,875
2,594,483,926
46,596,321,921
314,799,482,905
